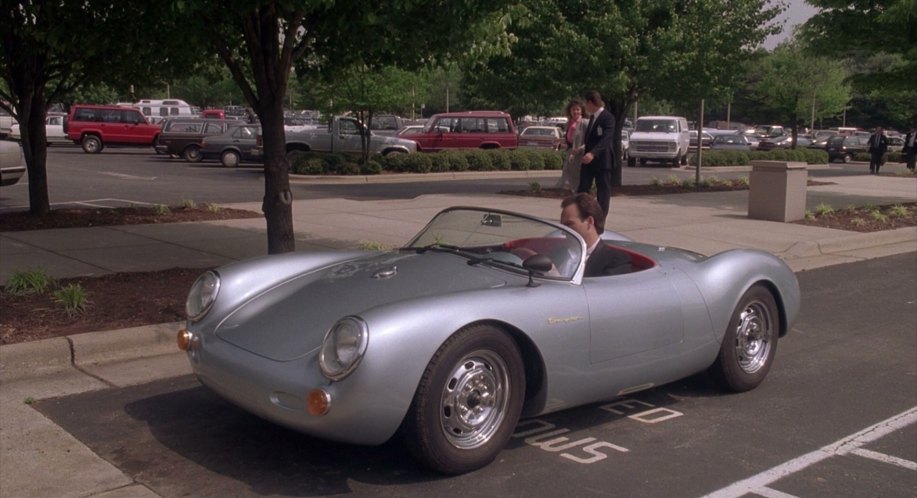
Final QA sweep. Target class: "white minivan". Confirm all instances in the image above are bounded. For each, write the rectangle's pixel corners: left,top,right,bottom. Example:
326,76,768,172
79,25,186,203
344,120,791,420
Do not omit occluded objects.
134,99,194,124
627,115,691,167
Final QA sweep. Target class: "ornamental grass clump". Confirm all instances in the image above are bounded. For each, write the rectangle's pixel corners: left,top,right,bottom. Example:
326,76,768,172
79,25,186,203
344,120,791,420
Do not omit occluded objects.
4,269,55,296
53,284,90,317
814,203,834,216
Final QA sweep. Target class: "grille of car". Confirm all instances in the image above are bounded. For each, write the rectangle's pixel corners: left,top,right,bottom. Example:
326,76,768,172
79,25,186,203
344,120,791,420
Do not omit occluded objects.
632,141,676,152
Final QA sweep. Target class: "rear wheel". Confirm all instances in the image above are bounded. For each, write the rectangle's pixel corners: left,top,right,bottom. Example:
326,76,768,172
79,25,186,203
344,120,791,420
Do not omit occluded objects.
183,145,202,162
639,158,647,166
81,135,102,154
709,285,779,392
843,153,853,163
671,153,681,167
221,150,240,168
403,324,525,474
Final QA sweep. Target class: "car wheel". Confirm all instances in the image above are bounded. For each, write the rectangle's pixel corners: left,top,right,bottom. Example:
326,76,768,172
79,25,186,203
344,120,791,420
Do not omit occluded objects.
627,156,636,167
843,153,852,163
709,285,779,392
680,152,688,165
403,324,525,475
671,153,681,167
221,150,240,168
183,145,203,163
81,135,102,154
639,158,647,166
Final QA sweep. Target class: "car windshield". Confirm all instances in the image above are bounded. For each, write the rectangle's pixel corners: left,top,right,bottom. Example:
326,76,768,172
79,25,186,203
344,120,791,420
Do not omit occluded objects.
405,208,583,280
636,120,677,132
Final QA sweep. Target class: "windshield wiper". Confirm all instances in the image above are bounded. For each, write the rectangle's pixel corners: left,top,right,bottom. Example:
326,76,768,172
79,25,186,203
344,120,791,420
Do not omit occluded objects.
403,243,464,254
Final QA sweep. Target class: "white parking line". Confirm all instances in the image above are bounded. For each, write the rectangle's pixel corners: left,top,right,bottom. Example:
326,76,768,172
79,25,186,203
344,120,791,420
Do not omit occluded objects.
702,406,917,498
849,448,917,471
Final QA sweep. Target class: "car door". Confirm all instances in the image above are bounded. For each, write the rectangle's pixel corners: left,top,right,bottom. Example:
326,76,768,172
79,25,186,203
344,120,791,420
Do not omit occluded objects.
582,269,685,364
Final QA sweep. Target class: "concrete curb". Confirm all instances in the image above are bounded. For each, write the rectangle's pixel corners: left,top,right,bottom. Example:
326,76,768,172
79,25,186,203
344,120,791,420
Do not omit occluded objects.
784,226,917,259
289,169,560,185
0,321,183,382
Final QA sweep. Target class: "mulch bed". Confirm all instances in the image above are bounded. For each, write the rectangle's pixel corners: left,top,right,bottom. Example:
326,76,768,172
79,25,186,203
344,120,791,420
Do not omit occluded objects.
0,205,261,232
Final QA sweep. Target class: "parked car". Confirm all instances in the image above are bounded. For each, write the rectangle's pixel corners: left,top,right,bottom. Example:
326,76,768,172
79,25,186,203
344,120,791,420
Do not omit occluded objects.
808,130,837,149
368,115,405,136
759,134,812,150
887,135,905,153
64,104,161,153
200,124,262,167
396,125,424,136
689,130,714,149
0,107,17,138
8,114,69,145
280,116,416,156
826,135,870,163
200,109,226,120
710,133,755,151
627,115,691,166
753,125,785,138
155,118,238,162
0,140,26,186
178,206,800,474
409,111,518,152
518,125,563,149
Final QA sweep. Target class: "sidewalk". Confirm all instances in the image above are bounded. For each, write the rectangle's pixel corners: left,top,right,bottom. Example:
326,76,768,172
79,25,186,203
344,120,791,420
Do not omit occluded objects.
0,168,915,498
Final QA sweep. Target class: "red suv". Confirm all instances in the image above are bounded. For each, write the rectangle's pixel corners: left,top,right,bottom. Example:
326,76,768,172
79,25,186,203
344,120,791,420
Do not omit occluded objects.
64,104,161,153
410,111,517,152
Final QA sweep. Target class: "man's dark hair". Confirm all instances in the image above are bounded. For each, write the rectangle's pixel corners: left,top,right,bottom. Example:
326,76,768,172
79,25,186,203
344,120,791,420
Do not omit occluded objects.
561,193,605,234
584,90,604,107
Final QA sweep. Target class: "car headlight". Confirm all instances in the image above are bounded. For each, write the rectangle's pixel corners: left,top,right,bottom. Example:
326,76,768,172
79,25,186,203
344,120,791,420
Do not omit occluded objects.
319,317,369,381
186,271,220,321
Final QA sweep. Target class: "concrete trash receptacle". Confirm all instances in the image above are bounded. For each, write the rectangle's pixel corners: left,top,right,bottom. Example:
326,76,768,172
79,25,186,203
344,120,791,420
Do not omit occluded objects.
748,160,808,222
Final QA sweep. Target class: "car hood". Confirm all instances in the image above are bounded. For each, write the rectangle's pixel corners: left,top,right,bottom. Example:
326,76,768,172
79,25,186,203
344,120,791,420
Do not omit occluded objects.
214,251,508,361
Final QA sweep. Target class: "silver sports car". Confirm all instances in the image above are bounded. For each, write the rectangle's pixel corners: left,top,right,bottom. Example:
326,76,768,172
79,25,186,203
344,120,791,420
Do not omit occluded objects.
178,206,800,474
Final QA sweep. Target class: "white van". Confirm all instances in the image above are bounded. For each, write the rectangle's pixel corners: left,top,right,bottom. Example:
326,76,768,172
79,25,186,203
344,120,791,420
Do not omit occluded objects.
627,115,691,167
135,99,194,124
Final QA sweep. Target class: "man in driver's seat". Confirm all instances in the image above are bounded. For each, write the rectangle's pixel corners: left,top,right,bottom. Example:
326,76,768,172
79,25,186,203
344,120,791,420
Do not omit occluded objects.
560,193,632,277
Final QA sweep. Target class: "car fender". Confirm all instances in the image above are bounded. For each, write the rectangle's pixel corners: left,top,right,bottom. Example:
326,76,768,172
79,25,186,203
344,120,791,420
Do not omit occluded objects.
683,249,800,342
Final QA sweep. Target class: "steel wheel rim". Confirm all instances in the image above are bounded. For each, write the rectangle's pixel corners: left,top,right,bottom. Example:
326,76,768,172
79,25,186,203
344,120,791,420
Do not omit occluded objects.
440,350,510,449
223,152,239,167
85,138,99,152
735,300,773,374
186,147,201,161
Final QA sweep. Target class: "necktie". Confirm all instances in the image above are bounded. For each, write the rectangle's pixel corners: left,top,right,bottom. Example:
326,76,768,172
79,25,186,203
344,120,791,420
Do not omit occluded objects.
587,114,596,136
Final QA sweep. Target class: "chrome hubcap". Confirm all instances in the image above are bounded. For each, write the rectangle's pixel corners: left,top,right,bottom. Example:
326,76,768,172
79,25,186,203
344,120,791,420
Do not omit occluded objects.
440,350,509,449
735,301,772,374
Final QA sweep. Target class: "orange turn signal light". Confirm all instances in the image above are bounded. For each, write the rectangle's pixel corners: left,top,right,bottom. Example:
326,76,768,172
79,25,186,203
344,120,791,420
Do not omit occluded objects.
177,329,193,351
307,389,331,416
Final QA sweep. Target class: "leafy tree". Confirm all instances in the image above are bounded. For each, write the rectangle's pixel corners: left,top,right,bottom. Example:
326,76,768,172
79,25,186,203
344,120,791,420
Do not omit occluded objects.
802,0,917,124
0,0,192,215
463,0,781,186
745,42,850,144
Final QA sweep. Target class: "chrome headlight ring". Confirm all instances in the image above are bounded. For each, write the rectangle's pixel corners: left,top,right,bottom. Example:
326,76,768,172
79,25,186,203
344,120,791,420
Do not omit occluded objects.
186,271,220,321
319,316,369,381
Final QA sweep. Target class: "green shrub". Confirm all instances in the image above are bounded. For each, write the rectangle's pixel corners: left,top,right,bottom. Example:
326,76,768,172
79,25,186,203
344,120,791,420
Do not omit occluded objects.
5,269,55,296
437,151,469,172
490,150,512,170
507,150,532,171
400,153,434,173
360,160,383,175
339,162,361,175
815,203,834,216
153,204,170,216
525,150,546,170
53,283,89,317
529,181,542,193
206,203,221,213
541,150,564,170
293,157,324,175
465,150,494,171
181,199,196,209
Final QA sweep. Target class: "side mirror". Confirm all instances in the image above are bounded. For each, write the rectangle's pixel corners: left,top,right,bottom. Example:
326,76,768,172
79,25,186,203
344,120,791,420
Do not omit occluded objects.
522,254,553,273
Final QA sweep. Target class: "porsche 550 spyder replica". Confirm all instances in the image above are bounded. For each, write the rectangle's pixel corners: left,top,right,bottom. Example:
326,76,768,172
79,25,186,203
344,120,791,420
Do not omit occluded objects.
178,206,800,474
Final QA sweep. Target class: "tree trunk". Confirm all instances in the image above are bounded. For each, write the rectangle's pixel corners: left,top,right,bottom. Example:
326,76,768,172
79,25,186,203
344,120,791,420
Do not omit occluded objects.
258,99,295,254
696,99,704,191
15,86,51,215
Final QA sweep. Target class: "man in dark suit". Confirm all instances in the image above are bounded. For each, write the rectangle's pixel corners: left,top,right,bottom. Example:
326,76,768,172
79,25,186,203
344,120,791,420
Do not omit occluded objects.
577,90,615,222
903,126,916,172
560,193,631,277
867,126,889,174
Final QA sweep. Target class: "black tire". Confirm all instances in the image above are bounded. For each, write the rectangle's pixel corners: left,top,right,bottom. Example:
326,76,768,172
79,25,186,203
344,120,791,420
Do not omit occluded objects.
183,145,202,163
81,135,102,154
639,158,647,166
709,285,779,392
221,150,241,168
681,152,688,165
403,324,525,474
671,153,681,167
627,156,636,167
843,153,852,163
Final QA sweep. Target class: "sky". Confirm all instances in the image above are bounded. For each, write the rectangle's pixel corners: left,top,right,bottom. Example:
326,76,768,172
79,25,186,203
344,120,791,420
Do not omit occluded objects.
762,0,820,50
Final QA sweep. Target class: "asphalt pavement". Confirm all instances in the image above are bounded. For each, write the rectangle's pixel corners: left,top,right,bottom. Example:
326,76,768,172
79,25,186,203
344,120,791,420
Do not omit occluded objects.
0,163,915,498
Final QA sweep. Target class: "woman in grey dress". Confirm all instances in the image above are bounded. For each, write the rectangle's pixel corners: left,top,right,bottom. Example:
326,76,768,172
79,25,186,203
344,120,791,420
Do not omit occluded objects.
558,99,587,192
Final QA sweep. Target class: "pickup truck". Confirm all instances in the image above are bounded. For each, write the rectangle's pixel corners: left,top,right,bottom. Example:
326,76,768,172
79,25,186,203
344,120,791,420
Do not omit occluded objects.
270,116,416,156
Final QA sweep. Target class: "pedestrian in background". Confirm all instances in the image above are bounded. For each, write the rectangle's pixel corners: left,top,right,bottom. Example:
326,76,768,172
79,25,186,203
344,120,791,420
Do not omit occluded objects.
903,126,916,172
867,126,889,175
577,90,615,221
558,99,587,192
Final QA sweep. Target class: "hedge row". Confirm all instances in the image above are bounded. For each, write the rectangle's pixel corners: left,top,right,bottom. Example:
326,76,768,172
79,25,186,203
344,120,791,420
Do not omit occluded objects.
852,151,905,163
687,149,829,167
288,149,565,175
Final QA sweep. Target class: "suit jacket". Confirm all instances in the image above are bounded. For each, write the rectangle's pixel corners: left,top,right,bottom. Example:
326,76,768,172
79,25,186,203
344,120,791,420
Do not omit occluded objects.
583,109,615,171
867,133,888,155
584,241,632,277
904,132,917,154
